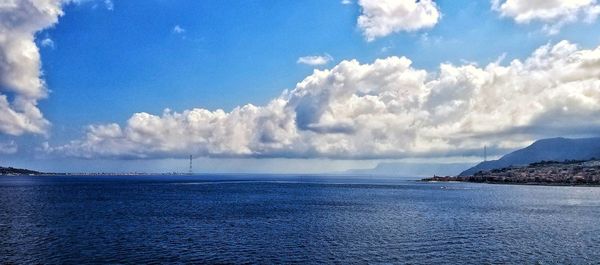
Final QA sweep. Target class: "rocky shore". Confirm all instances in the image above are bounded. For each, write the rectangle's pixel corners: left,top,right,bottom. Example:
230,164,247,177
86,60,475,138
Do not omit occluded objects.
423,160,600,185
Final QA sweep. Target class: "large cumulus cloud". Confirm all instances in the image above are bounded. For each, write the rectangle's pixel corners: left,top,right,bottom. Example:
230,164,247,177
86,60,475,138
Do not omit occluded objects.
0,0,68,135
357,0,440,41
50,40,600,159
493,0,600,34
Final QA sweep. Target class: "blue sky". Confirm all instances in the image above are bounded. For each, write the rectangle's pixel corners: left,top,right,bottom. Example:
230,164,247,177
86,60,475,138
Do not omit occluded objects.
2,0,600,174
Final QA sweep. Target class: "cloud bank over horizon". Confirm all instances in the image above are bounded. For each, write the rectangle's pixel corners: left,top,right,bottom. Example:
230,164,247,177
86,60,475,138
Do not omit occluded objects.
493,0,600,34
48,41,600,160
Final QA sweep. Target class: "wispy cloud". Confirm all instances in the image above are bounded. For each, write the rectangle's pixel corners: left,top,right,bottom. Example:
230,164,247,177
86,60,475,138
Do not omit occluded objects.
72,0,114,11
297,54,333,66
41,37,55,48
172,25,186,34
0,141,17,155
104,0,114,11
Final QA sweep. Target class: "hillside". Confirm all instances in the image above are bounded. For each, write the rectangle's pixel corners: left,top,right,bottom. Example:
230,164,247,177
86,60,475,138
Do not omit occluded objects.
459,137,600,176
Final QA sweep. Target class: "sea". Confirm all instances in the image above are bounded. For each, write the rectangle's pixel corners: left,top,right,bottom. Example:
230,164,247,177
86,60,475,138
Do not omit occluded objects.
1,174,600,264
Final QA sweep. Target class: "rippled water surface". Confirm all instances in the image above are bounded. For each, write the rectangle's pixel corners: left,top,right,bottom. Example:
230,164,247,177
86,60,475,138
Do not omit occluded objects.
2,175,600,264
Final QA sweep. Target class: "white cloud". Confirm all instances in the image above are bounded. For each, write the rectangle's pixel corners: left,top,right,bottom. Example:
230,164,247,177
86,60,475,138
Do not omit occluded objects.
0,140,17,154
172,25,185,34
297,54,333,66
357,0,440,41
50,41,600,160
493,0,600,34
341,0,352,5
0,0,67,136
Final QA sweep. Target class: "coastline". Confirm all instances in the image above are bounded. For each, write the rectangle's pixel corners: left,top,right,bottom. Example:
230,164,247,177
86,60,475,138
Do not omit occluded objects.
421,179,600,187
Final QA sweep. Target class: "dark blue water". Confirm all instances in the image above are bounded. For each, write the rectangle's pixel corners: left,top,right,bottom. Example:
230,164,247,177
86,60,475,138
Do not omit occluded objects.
2,175,600,264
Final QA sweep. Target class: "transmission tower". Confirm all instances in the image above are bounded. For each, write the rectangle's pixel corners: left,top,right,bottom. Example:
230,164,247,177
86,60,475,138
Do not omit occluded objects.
484,145,487,162
188,155,193,175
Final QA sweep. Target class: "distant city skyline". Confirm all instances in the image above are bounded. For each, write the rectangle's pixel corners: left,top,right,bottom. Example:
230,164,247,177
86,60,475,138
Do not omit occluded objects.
1,0,600,174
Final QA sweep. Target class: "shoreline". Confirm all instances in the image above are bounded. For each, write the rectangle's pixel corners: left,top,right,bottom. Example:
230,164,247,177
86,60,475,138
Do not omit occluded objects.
421,179,600,187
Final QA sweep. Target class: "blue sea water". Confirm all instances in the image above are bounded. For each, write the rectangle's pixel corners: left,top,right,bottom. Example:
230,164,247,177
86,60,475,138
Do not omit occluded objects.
1,175,600,264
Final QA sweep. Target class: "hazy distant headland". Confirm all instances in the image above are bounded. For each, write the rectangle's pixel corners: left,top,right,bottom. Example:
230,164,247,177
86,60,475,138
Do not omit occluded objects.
0,167,193,176
0,166,42,176
345,162,475,177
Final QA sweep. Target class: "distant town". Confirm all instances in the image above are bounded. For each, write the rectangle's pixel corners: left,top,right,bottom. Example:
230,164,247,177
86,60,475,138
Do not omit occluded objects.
424,159,600,185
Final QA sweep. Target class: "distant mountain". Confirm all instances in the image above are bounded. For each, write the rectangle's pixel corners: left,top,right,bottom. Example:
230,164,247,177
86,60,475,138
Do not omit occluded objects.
459,137,600,176
0,166,41,175
347,162,476,177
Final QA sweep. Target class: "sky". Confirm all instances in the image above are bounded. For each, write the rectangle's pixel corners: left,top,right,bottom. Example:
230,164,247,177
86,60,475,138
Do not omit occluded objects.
1,0,600,174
